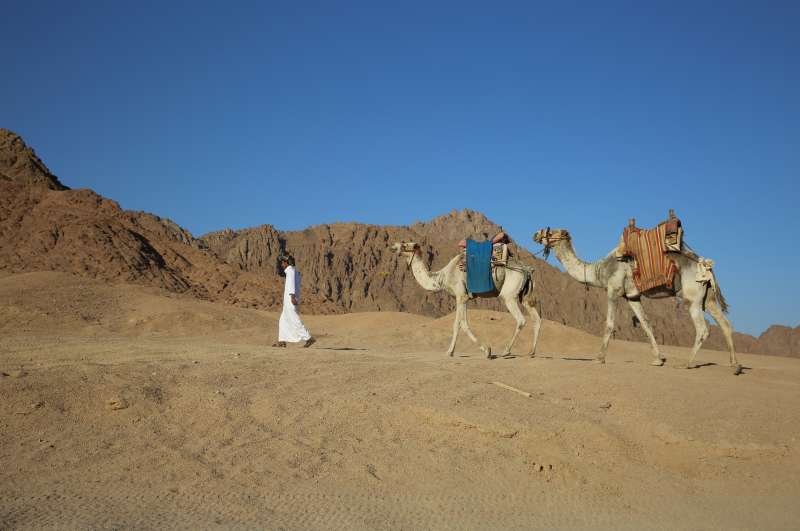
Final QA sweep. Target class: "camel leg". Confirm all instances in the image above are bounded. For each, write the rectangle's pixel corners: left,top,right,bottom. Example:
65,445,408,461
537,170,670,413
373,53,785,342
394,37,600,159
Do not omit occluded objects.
705,294,742,373
598,294,617,364
626,299,665,366
523,300,542,358
500,294,526,357
458,302,492,359
685,298,709,369
446,303,463,357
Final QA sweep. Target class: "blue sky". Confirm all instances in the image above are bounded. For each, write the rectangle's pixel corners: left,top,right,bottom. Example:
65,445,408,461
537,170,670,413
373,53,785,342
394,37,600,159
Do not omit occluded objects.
2,1,798,335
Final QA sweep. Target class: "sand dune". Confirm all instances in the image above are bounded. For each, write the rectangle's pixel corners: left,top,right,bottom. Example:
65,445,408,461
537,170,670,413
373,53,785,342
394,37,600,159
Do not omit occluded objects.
2,272,799,529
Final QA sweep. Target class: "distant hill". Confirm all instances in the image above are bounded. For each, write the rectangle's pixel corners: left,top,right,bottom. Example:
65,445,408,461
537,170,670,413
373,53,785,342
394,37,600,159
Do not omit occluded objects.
1,128,795,357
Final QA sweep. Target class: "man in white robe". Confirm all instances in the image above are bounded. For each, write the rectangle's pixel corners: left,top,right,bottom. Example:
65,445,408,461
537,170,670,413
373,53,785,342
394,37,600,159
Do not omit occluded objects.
274,255,314,348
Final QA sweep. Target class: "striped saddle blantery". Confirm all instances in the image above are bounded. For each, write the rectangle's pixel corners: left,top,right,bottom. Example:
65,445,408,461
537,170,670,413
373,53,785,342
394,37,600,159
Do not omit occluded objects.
623,223,678,292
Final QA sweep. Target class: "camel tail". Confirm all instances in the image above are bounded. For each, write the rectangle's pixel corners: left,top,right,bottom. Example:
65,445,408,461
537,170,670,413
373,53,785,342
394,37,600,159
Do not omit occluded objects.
519,269,536,307
711,270,729,314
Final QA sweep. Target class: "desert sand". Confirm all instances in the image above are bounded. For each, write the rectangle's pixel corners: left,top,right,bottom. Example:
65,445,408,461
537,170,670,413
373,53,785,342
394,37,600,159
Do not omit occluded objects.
2,271,799,530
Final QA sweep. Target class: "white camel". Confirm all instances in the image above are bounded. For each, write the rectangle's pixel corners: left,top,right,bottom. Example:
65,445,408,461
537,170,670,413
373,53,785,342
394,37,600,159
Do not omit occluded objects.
391,242,541,359
533,228,741,374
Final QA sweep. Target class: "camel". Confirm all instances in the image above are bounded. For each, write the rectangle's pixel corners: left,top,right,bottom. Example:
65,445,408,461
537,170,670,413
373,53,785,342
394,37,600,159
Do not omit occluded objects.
390,242,541,359
532,228,742,374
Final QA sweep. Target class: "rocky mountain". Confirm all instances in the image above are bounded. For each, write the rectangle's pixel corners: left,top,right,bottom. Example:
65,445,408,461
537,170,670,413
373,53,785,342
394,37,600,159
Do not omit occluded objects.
196,210,766,353
1,128,796,357
757,325,800,358
0,129,67,190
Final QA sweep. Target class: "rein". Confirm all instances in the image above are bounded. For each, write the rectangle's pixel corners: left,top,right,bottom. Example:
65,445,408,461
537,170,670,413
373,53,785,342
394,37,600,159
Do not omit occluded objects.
538,227,571,261
405,250,417,268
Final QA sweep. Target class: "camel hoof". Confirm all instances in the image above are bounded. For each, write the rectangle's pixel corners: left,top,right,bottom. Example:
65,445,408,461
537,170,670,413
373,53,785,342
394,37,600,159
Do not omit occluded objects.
732,364,743,375
651,358,665,367
594,358,606,365
448,352,454,357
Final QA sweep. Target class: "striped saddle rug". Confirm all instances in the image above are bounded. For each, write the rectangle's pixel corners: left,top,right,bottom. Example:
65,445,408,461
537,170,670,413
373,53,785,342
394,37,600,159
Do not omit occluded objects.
622,218,681,292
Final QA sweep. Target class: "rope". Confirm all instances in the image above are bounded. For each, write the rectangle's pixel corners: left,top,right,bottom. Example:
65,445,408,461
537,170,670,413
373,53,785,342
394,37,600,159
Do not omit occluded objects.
583,263,589,292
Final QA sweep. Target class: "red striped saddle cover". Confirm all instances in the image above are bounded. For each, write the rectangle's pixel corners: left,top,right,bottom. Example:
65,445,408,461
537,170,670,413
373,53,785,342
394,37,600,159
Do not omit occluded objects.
622,221,679,292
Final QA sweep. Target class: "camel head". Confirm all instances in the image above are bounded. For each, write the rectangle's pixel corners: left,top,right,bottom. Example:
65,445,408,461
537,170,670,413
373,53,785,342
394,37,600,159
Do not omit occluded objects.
390,241,421,266
390,241,420,254
533,228,570,258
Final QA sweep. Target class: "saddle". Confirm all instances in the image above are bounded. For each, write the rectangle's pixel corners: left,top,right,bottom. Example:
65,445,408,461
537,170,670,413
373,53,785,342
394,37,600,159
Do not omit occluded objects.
618,210,682,292
458,233,512,296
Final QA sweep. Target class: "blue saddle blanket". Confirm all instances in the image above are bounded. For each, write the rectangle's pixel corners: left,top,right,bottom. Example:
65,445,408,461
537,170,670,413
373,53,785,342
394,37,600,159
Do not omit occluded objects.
466,240,495,294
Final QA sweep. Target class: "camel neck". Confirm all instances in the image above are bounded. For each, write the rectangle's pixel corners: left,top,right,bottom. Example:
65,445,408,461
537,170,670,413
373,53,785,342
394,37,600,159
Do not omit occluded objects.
554,239,604,288
409,252,443,291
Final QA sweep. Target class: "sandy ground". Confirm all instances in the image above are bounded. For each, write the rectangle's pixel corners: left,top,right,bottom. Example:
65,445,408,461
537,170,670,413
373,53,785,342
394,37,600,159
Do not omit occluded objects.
1,272,799,530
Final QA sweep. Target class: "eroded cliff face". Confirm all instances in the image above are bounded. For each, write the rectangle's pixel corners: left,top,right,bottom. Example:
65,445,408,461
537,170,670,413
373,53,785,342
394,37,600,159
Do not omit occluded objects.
2,128,794,356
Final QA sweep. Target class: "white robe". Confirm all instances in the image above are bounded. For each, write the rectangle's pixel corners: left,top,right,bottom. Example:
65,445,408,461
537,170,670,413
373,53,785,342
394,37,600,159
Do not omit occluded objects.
278,265,311,342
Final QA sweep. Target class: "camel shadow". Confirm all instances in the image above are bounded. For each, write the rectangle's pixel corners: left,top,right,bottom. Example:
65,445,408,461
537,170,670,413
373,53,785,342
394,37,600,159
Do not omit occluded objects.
316,347,368,351
691,362,752,375
675,362,717,370
675,362,751,375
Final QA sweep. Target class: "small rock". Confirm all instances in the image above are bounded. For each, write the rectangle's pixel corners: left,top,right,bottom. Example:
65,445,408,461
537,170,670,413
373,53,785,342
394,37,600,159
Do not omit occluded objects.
9,370,28,378
366,463,380,479
107,398,128,410
192,360,199,364
599,402,612,409
499,430,518,439
31,401,45,409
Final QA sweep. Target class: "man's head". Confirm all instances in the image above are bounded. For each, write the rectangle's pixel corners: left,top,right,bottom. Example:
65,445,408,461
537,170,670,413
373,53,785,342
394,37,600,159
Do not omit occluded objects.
278,254,295,270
